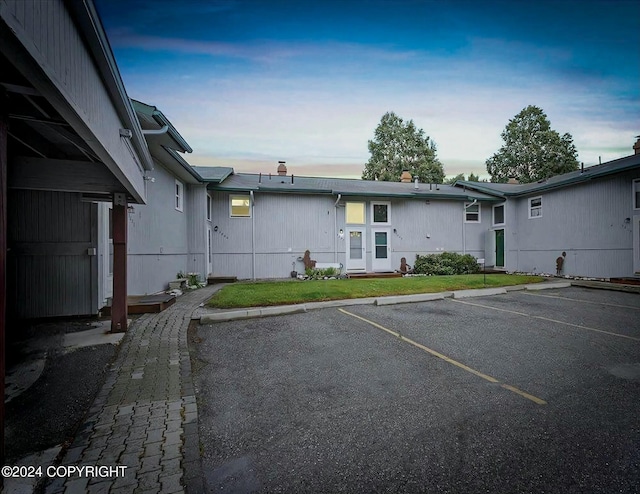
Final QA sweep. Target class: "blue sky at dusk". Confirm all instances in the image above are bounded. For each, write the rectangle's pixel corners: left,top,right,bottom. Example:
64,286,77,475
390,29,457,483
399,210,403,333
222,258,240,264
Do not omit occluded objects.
96,0,640,179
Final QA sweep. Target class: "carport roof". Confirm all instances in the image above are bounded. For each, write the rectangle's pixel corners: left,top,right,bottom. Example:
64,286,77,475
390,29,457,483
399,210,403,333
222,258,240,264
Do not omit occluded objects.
456,152,640,198
199,170,501,201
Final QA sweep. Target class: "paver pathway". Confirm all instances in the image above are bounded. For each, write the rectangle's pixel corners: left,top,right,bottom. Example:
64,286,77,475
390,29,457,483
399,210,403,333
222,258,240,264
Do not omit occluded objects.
45,285,220,494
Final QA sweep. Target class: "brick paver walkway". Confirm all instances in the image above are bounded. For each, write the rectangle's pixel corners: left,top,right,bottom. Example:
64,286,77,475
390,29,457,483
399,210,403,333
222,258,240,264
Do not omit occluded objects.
45,285,219,494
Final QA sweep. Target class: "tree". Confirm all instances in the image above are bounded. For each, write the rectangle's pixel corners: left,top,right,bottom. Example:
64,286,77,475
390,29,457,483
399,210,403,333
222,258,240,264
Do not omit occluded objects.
362,112,445,183
444,172,482,184
486,105,579,183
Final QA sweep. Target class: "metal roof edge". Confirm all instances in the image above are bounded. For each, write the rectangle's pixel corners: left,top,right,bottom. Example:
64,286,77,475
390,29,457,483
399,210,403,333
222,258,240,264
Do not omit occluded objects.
454,181,508,198
163,147,203,182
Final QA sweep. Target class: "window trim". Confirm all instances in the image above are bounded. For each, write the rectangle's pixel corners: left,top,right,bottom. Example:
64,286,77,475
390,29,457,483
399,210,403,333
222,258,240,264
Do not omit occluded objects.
345,201,366,225
528,196,542,219
175,179,184,212
633,179,640,210
229,194,251,218
206,194,212,221
464,202,481,223
370,201,391,225
492,203,505,226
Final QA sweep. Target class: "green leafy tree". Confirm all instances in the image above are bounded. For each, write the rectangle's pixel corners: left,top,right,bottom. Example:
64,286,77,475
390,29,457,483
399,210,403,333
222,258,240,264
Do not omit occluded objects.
444,172,482,184
486,105,579,183
363,112,445,183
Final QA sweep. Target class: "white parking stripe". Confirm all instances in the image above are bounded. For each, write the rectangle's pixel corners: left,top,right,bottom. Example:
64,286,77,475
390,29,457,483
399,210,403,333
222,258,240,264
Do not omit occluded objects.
449,299,640,342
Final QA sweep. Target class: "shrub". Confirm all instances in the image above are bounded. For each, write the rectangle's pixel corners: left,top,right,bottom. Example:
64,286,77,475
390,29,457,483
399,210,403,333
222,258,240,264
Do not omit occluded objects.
304,267,339,279
413,252,481,275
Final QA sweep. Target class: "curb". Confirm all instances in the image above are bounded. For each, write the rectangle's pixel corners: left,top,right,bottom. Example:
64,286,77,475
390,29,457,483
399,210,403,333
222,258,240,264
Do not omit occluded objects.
525,281,572,290
452,288,507,298
200,304,307,323
375,292,451,305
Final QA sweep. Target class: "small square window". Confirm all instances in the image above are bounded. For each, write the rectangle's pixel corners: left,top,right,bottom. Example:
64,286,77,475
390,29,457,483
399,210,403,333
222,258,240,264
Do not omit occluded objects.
175,180,184,212
493,204,505,225
633,179,640,210
464,202,480,223
529,196,542,219
371,202,391,224
346,202,365,224
230,195,251,217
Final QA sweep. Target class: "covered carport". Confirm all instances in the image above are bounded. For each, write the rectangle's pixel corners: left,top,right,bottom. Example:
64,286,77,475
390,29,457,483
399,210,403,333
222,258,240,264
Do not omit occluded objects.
0,0,154,467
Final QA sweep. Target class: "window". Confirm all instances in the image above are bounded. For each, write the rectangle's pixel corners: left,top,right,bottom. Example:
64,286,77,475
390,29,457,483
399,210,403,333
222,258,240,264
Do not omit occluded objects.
634,179,640,210
529,196,542,219
464,202,480,223
371,202,391,224
230,195,251,217
493,204,505,226
346,202,365,224
175,179,184,212
207,194,212,221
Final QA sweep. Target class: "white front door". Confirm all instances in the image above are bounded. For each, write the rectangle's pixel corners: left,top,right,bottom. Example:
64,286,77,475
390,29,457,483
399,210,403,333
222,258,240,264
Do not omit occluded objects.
371,228,391,272
634,216,640,275
346,228,366,271
207,226,213,275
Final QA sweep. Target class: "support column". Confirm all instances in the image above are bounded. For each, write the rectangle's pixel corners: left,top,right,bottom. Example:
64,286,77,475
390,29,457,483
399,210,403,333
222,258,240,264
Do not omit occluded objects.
111,193,128,333
0,88,8,476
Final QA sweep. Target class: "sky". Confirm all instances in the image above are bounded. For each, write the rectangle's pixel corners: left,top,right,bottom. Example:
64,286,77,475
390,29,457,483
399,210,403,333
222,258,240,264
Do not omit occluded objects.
95,0,640,179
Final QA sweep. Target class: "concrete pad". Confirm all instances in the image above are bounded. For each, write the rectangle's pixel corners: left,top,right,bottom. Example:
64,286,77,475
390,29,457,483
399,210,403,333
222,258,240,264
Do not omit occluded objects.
5,358,46,403
525,282,571,291
375,292,452,306
62,321,125,351
452,287,507,298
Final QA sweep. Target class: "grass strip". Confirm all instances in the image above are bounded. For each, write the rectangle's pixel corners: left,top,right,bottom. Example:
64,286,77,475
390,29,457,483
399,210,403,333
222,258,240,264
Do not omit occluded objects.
206,274,544,309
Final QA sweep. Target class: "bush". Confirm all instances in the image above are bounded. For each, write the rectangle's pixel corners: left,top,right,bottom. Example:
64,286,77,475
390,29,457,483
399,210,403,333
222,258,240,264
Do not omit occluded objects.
304,267,339,279
413,252,481,275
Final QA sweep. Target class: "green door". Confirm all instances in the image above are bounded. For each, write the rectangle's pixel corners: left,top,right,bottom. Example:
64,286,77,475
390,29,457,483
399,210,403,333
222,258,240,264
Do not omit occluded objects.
495,229,505,267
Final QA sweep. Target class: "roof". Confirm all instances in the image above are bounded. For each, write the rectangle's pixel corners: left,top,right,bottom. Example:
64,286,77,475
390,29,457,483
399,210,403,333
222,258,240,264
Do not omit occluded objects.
205,172,501,202
456,153,640,197
192,166,234,183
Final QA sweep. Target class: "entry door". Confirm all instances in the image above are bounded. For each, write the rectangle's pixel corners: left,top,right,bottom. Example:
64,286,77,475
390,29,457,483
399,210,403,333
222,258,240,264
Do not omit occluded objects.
372,228,391,272
346,228,366,271
634,216,640,275
207,226,213,275
495,229,505,268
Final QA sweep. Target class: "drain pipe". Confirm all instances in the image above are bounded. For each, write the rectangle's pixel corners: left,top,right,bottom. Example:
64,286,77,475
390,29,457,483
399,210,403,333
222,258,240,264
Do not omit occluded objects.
334,194,341,262
462,199,478,255
250,191,256,280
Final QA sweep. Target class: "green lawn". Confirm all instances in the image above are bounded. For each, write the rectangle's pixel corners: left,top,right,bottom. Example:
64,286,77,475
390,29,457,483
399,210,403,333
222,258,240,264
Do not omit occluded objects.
206,274,544,309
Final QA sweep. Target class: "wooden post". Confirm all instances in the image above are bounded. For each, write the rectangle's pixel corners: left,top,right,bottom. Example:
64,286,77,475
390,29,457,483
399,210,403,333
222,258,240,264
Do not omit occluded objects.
0,87,8,477
110,193,127,332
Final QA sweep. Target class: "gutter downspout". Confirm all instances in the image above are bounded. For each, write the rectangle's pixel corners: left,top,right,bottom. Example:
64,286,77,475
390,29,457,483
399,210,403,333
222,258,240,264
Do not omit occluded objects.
334,194,341,263
463,199,478,255
142,125,169,135
250,191,256,280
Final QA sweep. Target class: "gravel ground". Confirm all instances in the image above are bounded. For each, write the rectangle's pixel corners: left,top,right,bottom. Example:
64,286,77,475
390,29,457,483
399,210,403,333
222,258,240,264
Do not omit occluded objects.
192,287,640,494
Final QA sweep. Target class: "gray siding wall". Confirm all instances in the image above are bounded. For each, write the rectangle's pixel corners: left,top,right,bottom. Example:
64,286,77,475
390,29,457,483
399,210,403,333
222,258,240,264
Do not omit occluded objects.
211,191,490,278
127,163,191,294
506,170,639,278
8,190,98,317
1,0,146,198
187,184,208,279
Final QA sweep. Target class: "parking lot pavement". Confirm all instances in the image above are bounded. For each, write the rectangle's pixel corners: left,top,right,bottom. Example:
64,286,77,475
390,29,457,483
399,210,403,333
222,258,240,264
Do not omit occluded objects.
192,287,640,493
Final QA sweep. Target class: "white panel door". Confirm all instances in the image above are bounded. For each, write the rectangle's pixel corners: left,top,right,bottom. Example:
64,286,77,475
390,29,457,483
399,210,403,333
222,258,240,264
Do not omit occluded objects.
634,216,640,275
346,228,366,271
371,228,391,272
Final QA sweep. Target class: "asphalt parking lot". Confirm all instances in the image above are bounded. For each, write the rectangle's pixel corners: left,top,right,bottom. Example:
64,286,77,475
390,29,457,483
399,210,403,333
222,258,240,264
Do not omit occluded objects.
191,287,640,493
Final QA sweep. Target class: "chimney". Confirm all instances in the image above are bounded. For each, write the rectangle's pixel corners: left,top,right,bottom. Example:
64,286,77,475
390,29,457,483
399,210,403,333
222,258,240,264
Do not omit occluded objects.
633,136,640,155
507,177,519,184
277,161,287,176
400,170,412,183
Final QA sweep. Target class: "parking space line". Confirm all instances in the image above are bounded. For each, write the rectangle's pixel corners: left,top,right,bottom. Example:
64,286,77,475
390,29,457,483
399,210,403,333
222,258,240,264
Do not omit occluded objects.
338,308,547,406
450,299,640,342
522,291,640,310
